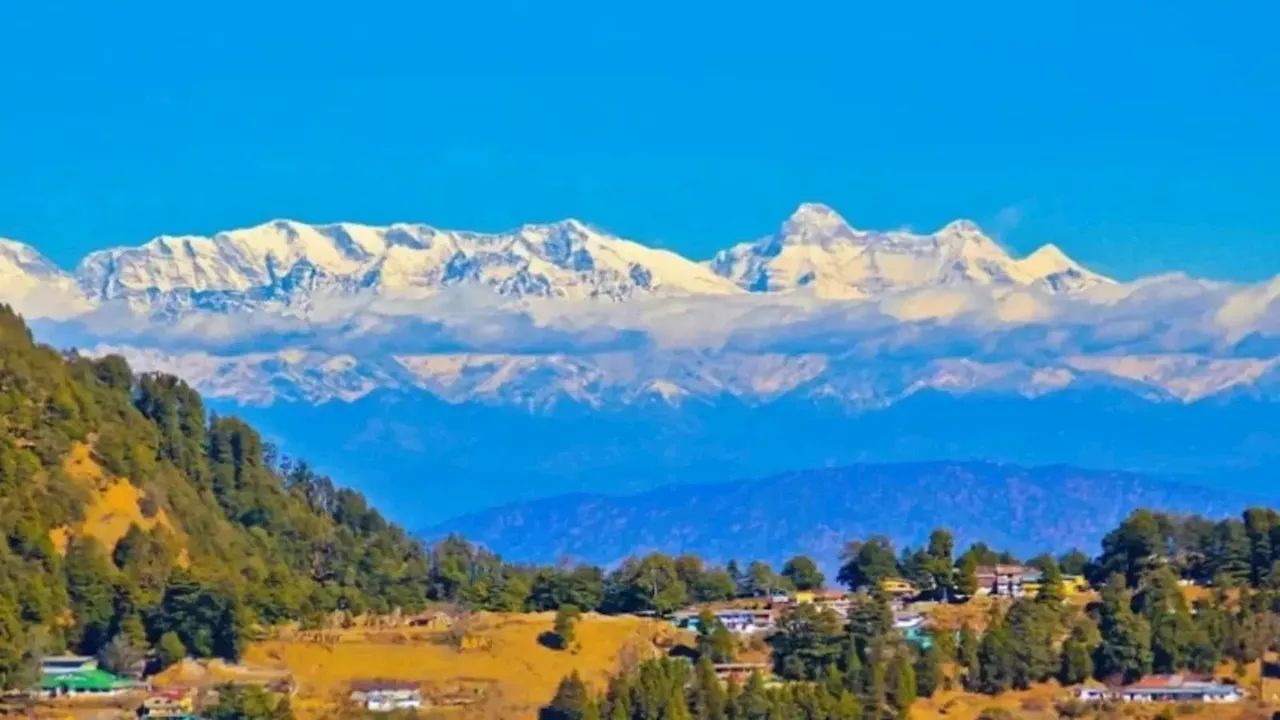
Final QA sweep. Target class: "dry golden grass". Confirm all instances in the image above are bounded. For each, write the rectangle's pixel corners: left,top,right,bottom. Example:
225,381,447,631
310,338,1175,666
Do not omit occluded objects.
49,443,188,565
239,612,683,720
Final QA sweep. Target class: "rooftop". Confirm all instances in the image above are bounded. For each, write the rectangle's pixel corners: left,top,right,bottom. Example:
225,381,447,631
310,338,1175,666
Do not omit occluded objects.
350,680,420,693
38,668,133,692
1124,674,1237,692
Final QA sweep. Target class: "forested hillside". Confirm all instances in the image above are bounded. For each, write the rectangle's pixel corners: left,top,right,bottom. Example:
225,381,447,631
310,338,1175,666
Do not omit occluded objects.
0,304,429,687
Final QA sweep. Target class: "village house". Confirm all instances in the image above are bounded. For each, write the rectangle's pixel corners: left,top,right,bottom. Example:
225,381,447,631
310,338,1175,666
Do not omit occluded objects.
37,667,135,699
40,656,98,676
138,687,197,719
974,565,1041,597
1118,675,1245,704
349,680,423,713
1061,574,1090,595
878,578,917,598
673,609,774,635
1074,675,1246,704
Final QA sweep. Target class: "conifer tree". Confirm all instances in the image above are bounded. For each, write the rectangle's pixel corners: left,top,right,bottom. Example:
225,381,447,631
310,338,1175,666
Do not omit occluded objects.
958,624,980,692
1058,622,1096,685
543,671,593,720
886,651,917,720
1095,575,1152,683
914,642,943,698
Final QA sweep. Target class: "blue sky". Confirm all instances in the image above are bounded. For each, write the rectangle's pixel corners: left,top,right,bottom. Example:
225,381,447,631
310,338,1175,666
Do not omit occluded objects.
2,0,1278,280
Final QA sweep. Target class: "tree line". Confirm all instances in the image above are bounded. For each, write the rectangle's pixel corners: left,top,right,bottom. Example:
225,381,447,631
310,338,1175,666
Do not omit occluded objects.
0,305,435,689
540,507,1280,719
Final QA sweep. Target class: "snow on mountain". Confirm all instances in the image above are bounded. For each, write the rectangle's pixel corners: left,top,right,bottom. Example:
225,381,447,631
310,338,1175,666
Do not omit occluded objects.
5,204,1280,414
89,343,1280,411
74,218,741,315
0,238,93,318
708,203,1111,298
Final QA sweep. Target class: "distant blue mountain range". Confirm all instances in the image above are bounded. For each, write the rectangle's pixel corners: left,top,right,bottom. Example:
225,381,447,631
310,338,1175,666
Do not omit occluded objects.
423,461,1274,570
227,387,1280,529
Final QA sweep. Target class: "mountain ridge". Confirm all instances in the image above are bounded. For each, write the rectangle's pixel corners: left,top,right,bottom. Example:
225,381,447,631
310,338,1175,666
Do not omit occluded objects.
423,460,1274,569
2,203,1118,317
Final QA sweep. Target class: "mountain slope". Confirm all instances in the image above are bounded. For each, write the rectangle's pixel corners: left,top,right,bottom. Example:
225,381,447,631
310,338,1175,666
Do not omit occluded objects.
0,303,430,670
427,462,1267,568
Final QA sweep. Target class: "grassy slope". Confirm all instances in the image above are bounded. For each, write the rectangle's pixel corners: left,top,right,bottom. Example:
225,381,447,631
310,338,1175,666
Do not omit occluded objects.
48,442,188,565
238,613,685,719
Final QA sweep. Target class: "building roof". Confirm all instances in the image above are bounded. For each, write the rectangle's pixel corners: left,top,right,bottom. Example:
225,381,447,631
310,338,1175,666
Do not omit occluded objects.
975,565,1028,575
350,680,420,693
38,668,133,692
41,655,96,665
1123,675,1240,693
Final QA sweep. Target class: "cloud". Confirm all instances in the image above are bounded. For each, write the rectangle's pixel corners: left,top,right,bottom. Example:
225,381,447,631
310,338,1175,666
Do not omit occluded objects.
23,272,1280,370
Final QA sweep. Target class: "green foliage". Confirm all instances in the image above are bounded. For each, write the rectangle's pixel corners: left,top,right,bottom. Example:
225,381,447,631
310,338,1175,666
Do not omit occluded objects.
64,536,117,654
207,684,293,720
156,631,186,670
1094,574,1152,683
780,555,824,591
837,536,899,591
695,609,735,664
914,642,943,698
542,671,593,720
958,624,980,691
690,657,727,720
767,604,845,680
602,554,689,614
552,604,581,650
1058,621,1097,685
955,553,979,598
1057,548,1089,576
744,560,783,597
0,306,432,687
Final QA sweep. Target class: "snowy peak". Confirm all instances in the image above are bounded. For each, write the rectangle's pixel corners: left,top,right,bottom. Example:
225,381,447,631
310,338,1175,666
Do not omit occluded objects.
0,238,92,318
0,238,66,280
10,204,1116,318
74,217,741,313
709,205,1112,298
1013,243,1111,293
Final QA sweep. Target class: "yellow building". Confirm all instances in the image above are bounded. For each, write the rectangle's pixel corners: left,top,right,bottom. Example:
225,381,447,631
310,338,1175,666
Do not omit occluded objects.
879,578,917,597
1062,575,1089,595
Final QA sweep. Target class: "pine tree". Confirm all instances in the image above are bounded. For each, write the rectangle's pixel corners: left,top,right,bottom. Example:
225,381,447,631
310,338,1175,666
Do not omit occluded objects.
958,624,980,691
543,671,592,720
0,595,34,691
976,617,1015,694
1058,622,1096,685
553,603,581,650
64,536,118,655
737,671,771,720
1095,575,1152,683
956,554,979,598
886,651,917,720
1036,558,1065,605
697,609,736,663
691,656,728,720
157,631,186,669
1003,599,1057,688
914,643,943,698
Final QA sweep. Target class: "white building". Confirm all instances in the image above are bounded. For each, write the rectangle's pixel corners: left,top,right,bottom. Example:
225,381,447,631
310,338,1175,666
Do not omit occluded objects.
350,681,423,712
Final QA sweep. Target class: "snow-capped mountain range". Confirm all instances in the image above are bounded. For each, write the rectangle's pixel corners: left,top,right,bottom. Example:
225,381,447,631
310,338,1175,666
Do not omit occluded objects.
12,202,1110,317
4,202,1280,413
9,202,1280,523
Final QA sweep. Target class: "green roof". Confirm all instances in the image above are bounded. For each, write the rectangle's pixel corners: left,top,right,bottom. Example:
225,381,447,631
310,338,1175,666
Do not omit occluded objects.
39,668,133,692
